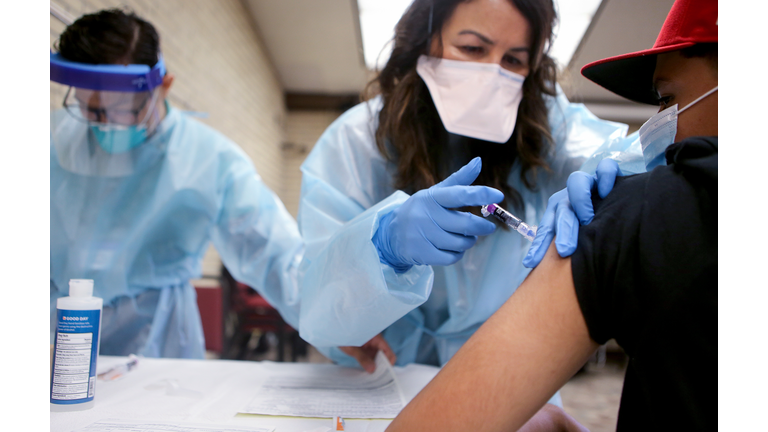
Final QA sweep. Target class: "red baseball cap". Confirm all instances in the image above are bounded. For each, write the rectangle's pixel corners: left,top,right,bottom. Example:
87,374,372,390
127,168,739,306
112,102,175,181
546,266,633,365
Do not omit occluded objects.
580,0,718,105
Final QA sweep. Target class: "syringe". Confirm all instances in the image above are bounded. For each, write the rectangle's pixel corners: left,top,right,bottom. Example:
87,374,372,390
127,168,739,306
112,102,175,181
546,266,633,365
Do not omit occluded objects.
481,203,537,242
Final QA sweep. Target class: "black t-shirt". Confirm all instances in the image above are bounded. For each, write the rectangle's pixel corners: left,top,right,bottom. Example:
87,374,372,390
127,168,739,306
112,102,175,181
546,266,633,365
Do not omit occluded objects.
571,136,717,431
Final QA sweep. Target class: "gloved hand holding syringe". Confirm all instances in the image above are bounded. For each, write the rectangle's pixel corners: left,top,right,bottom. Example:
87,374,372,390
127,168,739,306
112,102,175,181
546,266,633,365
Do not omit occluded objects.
481,203,537,242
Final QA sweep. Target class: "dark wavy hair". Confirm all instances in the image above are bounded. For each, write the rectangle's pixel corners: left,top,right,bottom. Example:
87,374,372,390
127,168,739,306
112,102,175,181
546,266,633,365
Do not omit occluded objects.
364,0,558,211
55,8,160,67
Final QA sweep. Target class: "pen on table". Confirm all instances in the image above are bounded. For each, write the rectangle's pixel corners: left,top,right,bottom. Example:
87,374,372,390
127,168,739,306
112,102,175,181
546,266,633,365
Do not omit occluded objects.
98,354,140,381
333,416,345,431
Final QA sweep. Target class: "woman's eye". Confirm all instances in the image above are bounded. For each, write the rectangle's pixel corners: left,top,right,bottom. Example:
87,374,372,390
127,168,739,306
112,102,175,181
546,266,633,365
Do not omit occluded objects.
503,55,522,66
460,45,483,55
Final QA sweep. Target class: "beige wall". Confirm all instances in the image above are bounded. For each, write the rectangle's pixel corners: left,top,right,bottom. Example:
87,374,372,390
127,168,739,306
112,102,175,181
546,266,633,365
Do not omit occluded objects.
282,111,343,217
50,0,287,278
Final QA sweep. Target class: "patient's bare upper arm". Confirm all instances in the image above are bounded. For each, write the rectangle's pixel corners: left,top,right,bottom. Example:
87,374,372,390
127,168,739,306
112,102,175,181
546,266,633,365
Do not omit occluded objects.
387,243,599,432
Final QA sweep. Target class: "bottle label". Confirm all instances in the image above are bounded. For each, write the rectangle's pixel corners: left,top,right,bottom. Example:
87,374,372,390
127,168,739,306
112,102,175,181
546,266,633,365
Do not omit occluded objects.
50,309,100,404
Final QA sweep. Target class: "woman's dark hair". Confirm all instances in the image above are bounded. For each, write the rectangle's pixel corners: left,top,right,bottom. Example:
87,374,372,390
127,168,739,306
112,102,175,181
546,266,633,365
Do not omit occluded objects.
364,0,558,211
56,8,160,67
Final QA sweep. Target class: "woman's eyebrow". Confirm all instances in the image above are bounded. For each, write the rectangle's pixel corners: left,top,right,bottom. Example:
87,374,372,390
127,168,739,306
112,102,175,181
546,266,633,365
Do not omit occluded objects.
457,29,529,55
458,29,495,45
457,30,528,52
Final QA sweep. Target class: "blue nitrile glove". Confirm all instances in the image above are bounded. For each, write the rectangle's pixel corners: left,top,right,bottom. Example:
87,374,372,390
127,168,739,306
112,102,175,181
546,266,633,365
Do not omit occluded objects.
373,157,504,272
522,158,621,268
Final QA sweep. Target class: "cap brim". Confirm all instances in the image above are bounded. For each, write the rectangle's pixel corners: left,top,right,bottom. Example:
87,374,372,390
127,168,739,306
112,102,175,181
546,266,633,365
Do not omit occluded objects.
580,42,696,106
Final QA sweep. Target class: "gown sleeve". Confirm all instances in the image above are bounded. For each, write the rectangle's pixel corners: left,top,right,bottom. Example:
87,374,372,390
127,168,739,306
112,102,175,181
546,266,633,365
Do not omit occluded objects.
210,141,305,329
296,99,434,348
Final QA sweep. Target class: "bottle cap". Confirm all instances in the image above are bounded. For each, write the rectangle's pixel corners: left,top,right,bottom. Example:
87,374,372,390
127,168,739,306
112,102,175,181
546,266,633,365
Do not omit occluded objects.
69,279,94,297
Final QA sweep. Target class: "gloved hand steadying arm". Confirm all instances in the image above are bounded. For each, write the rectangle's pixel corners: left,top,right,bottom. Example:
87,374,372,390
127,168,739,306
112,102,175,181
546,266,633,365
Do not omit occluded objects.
522,158,621,268
373,157,504,272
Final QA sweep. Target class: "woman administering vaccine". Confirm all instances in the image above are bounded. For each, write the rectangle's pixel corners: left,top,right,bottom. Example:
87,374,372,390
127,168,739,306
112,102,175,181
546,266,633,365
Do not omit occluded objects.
297,0,624,387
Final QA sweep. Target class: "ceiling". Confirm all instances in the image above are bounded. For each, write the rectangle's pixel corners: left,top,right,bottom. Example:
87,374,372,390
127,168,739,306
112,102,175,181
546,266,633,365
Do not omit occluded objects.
246,0,676,122
563,0,676,122
244,0,369,95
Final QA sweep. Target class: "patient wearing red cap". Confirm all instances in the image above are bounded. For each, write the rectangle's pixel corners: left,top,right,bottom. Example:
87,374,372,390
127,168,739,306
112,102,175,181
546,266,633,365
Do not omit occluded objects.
386,0,717,430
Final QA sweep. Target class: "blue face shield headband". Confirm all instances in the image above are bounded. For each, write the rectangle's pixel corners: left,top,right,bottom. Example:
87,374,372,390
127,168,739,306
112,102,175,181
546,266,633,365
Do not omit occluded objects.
50,52,167,153
50,52,166,92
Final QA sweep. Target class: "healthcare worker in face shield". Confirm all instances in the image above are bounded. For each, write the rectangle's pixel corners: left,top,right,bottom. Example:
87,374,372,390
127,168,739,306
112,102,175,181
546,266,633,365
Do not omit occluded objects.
296,0,628,388
50,9,303,359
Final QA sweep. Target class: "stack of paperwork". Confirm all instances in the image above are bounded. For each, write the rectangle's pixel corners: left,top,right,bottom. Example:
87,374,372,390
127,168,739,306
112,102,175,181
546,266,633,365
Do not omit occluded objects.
241,352,406,419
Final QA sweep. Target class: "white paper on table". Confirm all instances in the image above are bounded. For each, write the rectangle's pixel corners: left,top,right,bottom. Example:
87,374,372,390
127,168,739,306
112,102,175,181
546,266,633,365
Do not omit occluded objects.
71,419,275,432
241,351,406,419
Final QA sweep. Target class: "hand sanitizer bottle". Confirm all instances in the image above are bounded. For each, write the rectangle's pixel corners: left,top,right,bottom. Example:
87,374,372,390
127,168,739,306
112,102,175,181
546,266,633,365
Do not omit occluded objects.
50,279,102,411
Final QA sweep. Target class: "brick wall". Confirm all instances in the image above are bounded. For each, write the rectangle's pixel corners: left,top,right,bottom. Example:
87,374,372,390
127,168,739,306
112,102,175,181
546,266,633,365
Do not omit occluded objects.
50,0,286,277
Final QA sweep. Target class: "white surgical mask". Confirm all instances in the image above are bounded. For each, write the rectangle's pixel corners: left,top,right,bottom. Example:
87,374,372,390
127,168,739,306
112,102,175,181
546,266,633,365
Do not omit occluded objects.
639,85,718,170
416,55,525,143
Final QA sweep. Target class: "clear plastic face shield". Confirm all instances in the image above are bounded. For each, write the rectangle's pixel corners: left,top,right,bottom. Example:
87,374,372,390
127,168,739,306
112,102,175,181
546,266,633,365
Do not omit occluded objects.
51,52,167,154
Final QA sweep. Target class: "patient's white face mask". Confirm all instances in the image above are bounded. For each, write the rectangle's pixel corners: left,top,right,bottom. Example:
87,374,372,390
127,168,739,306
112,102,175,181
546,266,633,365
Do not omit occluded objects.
639,85,718,170
416,55,525,143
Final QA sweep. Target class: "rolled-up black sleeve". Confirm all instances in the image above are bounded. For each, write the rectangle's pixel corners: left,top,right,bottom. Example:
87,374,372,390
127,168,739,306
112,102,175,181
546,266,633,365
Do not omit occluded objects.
566,137,717,429
570,175,646,346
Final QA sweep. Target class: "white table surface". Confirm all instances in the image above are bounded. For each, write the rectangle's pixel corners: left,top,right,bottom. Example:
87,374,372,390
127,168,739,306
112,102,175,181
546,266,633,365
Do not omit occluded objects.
51,356,440,432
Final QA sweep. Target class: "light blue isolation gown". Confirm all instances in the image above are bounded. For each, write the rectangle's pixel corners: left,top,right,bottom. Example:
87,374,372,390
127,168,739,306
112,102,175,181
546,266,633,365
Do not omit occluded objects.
581,130,645,175
297,88,630,372
50,105,303,359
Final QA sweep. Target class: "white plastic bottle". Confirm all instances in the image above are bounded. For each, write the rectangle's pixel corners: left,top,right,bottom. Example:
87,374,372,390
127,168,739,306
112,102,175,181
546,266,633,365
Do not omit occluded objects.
50,279,103,411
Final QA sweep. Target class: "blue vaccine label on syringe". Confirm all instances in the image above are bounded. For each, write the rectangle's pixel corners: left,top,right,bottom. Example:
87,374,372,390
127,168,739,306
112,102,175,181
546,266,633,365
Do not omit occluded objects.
481,203,537,242
50,309,100,404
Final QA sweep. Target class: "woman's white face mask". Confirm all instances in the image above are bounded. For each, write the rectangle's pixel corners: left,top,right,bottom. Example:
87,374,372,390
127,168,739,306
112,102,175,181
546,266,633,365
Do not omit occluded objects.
416,55,525,143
